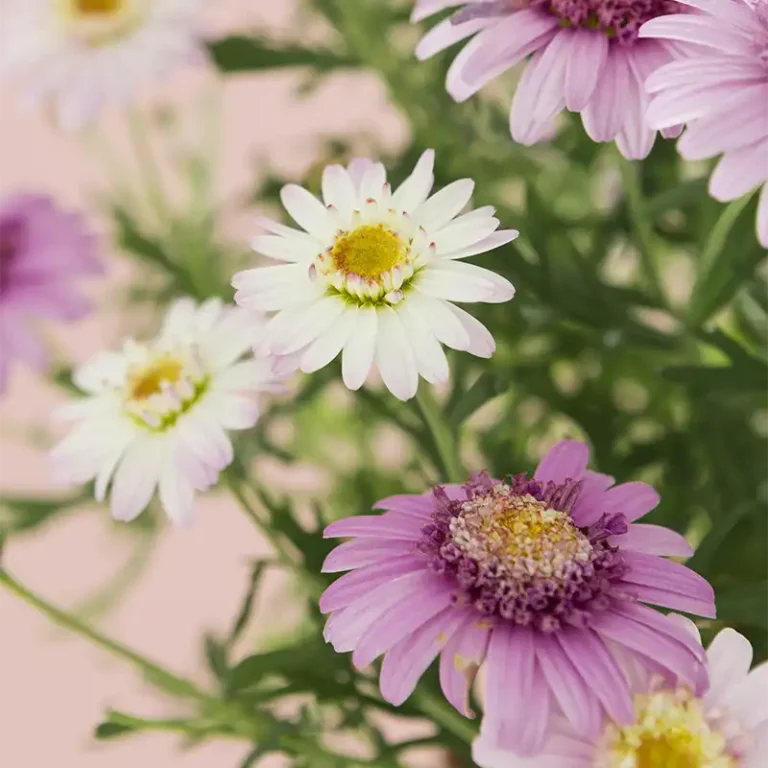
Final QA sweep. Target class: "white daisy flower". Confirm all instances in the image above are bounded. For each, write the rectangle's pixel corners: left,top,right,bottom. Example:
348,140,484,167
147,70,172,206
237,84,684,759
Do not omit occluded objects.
232,151,518,401
51,298,284,526
1,0,205,130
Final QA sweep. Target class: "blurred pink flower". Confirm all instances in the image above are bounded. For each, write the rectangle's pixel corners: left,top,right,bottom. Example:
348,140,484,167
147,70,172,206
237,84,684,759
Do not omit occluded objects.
0,0,207,130
641,0,768,247
412,0,684,158
0,193,100,392
473,620,768,767
319,440,715,756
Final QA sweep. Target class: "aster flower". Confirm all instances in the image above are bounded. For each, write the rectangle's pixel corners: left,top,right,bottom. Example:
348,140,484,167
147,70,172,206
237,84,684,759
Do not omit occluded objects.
319,440,715,755
232,151,517,402
1,0,206,130
0,193,100,392
51,298,284,526
640,0,768,248
473,618,768,767
412,0,685,159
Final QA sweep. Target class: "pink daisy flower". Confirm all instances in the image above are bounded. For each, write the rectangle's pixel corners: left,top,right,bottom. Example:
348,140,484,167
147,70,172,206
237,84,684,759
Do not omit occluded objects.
412,0,684,159
0,193,100,392
473,619,768,767
640,0,768,248
319,440,715,755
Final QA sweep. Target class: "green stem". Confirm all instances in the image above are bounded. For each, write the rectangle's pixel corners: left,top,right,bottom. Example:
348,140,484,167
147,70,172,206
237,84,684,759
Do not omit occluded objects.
616,153,666,303
126,108,172,225
411,689,477,744
0,569,209,703
415,387,464,483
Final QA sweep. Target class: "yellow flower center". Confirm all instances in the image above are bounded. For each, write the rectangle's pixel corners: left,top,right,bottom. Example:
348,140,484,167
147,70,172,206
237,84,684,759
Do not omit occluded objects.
330,224,406,280
450,491,592,579
58,0,141,44
603,688,736,768
127,356,183,402
73,0,123,14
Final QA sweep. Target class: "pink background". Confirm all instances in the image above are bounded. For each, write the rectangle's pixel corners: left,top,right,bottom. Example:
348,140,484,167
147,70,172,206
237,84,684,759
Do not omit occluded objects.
0,3,408,765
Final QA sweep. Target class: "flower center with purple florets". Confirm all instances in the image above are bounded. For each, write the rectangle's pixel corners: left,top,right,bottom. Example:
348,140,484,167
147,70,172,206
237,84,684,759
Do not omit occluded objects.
452,0,679,44
0,217,25,296
417,472,630,633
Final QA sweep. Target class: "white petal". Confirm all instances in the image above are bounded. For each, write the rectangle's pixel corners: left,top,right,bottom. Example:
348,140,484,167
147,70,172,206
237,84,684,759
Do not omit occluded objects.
95,430,135,502
322,164,358,217
432,216,501,254
417,261,515,303
250,234,318,263
162,298,198,337
271,296,347,356
110,437,167,523
444,303,496,358
415,179,475,231
391,150,435,213
206,392,259,430
375,307,419,401
724,661,768,731
704,628,754,709
300,308,358,373
231,264,306,292
280,184,335,240
440,229,519,260
397,301,449,384
73,351,129,394
158,463,197,528
409,294,471,351
359,162,387,201
213,359,278,392
341,306,378,390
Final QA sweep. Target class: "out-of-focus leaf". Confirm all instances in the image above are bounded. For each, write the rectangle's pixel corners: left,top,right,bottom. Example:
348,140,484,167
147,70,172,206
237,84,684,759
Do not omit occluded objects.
204,635,230,685
688,193,765,325
717,581,768,628
0,493,89,534
448,371,509,429
208,37,356,73
227,561,267,648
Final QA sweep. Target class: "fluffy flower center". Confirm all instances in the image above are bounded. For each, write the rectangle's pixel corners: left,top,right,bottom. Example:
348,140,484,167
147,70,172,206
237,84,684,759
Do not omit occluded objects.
418,473,630,632
313,208,427,307
449,493,593,581
452,0,680,43
602,687,736,768
124,347,208,431
59,0,142,44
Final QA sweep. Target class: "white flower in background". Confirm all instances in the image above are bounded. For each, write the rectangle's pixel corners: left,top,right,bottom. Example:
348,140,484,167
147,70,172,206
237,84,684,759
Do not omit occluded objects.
51,299,284,526
0,0,206,130
232,151,518,401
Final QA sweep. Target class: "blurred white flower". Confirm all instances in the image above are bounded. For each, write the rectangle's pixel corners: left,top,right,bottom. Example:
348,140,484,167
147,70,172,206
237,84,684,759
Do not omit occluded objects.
1,0,206,130
51,298,284,526
232,151,518,402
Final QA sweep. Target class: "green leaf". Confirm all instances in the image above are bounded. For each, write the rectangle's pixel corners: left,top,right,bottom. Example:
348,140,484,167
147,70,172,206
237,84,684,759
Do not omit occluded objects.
227,561,267,648
688,193,765,325
448,371,508,429
94,721,136,741
203,635,230,684
717,581,768,628
0,493,89,534
208,36,356,74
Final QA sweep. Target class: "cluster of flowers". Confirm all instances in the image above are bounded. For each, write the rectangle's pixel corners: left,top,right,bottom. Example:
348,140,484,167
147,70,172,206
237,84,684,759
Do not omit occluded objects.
0,1,766,766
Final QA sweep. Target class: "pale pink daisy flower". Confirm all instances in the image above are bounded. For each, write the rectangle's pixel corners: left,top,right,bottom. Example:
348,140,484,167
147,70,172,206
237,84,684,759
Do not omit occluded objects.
51,298,285,526
474,619,768,767
412,0,685,159
0,193,100,392
232,151,517,402
1,0,206,130
641,0,768,247
319,440,715,755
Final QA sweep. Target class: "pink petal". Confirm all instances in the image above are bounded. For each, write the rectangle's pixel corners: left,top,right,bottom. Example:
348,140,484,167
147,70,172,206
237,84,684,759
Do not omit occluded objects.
582,46,630,143
534,440,590,485
613,523,693,557
564,28,608,112
324,513,423,540
321,538,412,572
758,182,768,249
600,481,659,523
709,140,768,202
569,470,615,527
639,15,753,56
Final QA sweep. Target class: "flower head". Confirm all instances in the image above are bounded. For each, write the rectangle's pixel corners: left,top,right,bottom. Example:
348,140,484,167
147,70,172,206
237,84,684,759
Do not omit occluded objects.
1,0,206,130
319,440,715,754
640,0,768,247
473,619,768,767
412,0,684,158
232,151,517,401
51,298,284,526
0,193,100,392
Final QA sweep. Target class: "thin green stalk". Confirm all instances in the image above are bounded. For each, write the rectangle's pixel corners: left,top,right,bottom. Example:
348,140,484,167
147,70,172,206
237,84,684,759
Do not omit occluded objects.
411,689,477,744
0,569,208,703
415,387,464,483
616,153,666,303
126,108,172,225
